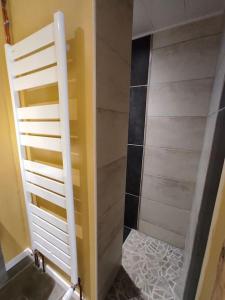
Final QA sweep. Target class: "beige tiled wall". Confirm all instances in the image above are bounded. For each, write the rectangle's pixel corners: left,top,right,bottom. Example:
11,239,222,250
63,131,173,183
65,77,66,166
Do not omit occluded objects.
139,15,224,249
182,15,225,294
95,1,133,299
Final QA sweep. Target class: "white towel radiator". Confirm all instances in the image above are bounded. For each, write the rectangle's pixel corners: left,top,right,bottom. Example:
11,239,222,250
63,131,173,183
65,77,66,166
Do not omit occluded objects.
4,11,79,295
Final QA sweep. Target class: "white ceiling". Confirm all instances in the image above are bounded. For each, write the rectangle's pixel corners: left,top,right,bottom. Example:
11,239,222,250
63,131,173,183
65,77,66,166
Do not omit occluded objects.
133,0,225,38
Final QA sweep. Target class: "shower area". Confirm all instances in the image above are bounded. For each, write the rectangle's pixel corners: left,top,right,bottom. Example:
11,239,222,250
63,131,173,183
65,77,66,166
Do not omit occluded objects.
106,3,225,299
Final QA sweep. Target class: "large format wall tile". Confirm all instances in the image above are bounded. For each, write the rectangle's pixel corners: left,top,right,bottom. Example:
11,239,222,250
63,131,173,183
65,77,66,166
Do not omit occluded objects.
98,199,124,256
97,109,129,168
131,36,151,86
143,146,200,182
148,79,213,117
126,145,143,195
142,174,194,210
96,0,133,63
139,220,185,248
128,87,147,145
98,157,126,218
124,193,139,229
96,1,132,298
150,35,221,83
153,15,223,49
98,229,123,298
96,38,130,113
140,16,222,264
146,116,206,151
140,199,190,236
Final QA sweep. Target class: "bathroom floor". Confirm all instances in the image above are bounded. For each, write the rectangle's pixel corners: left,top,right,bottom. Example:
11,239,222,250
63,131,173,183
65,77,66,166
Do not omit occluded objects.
0,257,65,300
106,230,184,300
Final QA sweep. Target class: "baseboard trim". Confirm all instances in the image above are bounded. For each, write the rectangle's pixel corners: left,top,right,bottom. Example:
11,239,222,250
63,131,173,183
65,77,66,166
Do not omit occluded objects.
45,264,81,300
5,248,82,300
5,248,31,271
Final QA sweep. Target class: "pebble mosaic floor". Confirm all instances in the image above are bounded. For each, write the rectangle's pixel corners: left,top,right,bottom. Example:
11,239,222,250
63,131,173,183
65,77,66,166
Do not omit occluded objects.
106,229,184,300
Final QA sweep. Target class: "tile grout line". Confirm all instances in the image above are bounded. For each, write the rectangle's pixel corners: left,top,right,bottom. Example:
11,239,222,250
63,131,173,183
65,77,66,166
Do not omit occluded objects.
140,218,186,238
131,77,214,88
142,172,195,185
146,115,207,118
130,84,148,88
128,143,143,147
141,195,191,212
149,76,214,85
125,192,139,198
151,32,222,51
145,144,202,153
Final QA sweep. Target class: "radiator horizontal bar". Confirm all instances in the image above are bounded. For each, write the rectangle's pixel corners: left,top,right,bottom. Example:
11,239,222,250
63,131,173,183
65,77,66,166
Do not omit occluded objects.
26,182,66,208
17,104,60,120
25,171,65,195
33,232,70,265
13,46,56,76
12,23,54,59
32,223,70,254
14,66,57,91
19,121,61,136
30,204,68,233
20,135,62,152
24,160,64,181
31,214,69,244
34,241,71,275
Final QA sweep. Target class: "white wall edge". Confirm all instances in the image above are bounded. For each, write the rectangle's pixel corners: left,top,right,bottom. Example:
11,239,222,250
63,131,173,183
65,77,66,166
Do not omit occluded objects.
5,248,82,300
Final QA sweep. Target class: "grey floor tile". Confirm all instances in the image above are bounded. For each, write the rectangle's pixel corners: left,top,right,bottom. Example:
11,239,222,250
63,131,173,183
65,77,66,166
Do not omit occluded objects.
106,230,184,300
0,256,33,290
0,263,65,300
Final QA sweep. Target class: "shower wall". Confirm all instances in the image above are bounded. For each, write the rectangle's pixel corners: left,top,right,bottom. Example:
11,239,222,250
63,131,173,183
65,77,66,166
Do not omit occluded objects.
183,14,225,299
96,1,133,299
139,15,224,248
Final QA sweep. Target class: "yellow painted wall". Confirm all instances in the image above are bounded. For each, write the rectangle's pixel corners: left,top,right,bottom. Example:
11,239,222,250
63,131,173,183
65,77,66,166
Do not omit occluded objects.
0,5,29,263
1,1,97,299
196,161,225,299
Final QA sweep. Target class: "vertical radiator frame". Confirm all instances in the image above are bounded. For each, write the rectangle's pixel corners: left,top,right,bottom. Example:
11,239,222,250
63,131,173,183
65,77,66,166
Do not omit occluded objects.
4,11,78,285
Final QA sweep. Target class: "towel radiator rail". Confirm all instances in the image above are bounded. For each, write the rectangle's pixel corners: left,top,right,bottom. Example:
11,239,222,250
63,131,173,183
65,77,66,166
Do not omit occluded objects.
5,11,78,287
